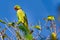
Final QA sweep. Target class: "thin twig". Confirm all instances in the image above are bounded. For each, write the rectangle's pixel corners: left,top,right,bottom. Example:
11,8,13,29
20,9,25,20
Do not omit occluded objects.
0,33,3,40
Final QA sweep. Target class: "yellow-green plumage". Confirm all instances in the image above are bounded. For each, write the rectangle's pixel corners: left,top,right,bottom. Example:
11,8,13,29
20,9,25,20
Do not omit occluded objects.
14,5,30,33
17,9,29,31
17,9,25,23
14,5,33,40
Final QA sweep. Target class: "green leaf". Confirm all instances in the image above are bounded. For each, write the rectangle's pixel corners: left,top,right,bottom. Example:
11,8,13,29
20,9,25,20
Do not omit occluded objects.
18,25,28,34
25,34,33,40
0,20,6,24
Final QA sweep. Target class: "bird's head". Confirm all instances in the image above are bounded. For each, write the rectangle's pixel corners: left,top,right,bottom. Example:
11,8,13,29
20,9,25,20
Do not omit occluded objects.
14,5,21,10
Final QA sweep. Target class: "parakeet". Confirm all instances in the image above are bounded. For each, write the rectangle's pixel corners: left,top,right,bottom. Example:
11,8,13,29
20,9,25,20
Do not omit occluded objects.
50,32,57,40
47,16,55,21
14,5,30,32
14,5,33,40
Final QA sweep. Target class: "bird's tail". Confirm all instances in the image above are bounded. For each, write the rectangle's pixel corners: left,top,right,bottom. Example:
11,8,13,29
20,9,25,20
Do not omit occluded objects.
23,22,31,34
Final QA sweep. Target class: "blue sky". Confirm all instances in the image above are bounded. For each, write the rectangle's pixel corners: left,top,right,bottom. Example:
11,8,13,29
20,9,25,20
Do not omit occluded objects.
0,0,60,24
0,0,60,40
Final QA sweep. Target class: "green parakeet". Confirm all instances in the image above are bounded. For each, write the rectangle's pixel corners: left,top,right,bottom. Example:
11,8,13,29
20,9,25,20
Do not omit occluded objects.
14,5,33,40
14,5,30,32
